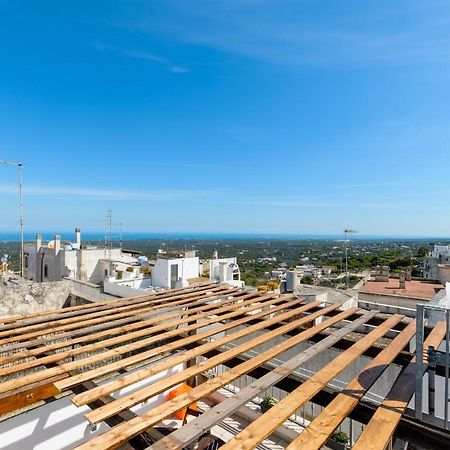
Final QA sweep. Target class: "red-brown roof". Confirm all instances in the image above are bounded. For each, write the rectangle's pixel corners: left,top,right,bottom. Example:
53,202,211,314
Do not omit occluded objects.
359,279,443,299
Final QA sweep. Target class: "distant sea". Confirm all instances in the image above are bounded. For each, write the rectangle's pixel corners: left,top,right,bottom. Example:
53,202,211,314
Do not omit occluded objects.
0,232,448,242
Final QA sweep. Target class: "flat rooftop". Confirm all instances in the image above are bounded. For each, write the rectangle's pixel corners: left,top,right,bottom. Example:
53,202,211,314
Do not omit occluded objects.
359,278,443,299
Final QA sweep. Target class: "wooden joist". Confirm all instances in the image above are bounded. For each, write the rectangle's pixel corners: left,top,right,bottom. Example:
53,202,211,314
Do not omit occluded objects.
286,320,417,450
148,309,378,450
63,295,304,398
0,295,301,396
0,290,276,376
0,283,218,331
73,306,352,449
352,320,446,450
81,302,333,424
0,285,233,345
220,314,404,450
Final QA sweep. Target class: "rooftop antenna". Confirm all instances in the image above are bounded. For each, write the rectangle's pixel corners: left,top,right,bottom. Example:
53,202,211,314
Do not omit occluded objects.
0,160,24,277
119,222,123,252
106,209,112,257
344,229,357,288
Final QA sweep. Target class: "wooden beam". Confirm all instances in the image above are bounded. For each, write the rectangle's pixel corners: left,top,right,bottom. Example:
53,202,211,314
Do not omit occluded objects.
56,297,311,394
0,295,299,395
0,286,233,344
352,320,446,450
0,283,219,331
0,290,272,376
0,375,66,415
148,310,378,450
72,306,353,450
220,314,404,450
0,282,216,325
68,300,304,400
0,287,247,356
287,320,417,450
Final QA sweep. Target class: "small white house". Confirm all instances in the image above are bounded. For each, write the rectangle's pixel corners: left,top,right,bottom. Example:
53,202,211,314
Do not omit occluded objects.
24,228,137,285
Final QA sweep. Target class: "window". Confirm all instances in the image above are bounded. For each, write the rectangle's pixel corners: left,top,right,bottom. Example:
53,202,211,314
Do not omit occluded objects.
44,264,48,278
24,254,29,269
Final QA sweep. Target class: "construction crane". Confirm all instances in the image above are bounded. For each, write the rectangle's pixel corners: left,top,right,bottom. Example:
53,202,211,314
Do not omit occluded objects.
344,228,357,288
0,160,24,277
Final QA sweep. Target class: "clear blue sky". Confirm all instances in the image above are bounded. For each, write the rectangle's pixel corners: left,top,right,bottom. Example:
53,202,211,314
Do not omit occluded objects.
1,1,449,236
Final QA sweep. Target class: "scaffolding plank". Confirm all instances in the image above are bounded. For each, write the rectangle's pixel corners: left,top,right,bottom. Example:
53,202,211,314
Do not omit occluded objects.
287,320,417,450
148,309,378,450
220,314,404,450
72,306,351,450
352,320,446,450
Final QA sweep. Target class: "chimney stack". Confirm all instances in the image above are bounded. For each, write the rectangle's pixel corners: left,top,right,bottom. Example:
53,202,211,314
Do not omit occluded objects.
54,235,61,254
36,234,42,251
405,267,412,281
75,227,81,246
399,272,406,289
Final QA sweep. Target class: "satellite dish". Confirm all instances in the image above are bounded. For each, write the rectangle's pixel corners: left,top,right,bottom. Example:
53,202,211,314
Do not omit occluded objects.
47,240,55,249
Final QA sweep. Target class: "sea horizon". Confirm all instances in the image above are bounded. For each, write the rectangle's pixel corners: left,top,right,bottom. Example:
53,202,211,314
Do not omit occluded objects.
0,231,449,242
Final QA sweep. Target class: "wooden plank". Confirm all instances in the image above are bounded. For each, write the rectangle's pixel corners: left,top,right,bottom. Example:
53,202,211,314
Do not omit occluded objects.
287,320,417,450
352,320,446,450
0,287,244,355
0,285,231,343
73,298,320,410
0,282,216,325
0,290,265,375
55,296,310,394
148,310,379,450
0,284,234,345
73,306,354,450
220,314,404,450
0,295,302,396
0,375,66,415
0,283,218,330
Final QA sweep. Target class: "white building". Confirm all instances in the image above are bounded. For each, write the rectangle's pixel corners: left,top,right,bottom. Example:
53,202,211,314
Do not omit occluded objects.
423,244,450,282
104,250,244,297
24,228,137,285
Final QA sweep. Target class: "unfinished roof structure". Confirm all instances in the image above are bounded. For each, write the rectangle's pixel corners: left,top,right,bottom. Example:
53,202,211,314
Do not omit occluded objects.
0,282,449,449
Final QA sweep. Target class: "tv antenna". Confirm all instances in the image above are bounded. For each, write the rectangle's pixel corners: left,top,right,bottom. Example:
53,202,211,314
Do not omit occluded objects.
106,209,112,257
344,229,357,288
0,160,24,277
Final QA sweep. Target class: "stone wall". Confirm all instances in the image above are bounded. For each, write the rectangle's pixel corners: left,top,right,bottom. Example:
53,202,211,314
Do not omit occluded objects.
0,279,73,316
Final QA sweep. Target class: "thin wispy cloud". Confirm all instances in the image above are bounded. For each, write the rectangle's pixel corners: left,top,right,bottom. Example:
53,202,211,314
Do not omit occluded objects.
116,1,450,68
94,42,190,74
0,184,219,201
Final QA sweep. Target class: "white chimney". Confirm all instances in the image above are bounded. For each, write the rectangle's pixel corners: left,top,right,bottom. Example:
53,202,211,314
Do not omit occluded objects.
54,235,61,254
36,234,42,251
75,227,81,246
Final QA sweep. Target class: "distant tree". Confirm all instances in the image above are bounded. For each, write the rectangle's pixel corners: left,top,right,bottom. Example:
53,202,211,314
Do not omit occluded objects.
301,275,313,285
417,246,429,258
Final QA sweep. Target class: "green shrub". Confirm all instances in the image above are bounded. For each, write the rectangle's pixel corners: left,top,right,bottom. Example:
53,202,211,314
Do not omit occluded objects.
332,431,349,444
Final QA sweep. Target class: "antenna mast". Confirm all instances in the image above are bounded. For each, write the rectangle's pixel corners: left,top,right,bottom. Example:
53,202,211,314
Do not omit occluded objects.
343,228,357,288
0,160,24,277
106,209,112,257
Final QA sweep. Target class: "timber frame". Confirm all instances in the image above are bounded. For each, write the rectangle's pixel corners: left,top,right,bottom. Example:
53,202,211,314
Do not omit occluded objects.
0,282,448,450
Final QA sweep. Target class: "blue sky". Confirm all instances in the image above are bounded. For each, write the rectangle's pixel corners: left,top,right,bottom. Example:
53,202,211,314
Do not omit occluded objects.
1,0,449,236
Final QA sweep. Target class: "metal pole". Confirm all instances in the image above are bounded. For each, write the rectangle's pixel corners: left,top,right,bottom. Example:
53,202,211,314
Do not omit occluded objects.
345,230,348,288
415,304,424,420
428,346,436,416
18,163,24,277
445,309,449,430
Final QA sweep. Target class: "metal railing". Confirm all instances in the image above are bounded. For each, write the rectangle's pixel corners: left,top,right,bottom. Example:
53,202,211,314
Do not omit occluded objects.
415,303,450,429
